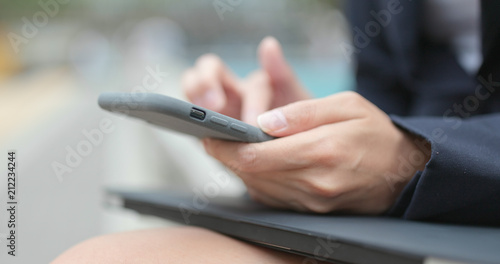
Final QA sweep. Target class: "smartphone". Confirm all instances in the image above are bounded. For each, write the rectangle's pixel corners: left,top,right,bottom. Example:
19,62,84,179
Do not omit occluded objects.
98,92,275,143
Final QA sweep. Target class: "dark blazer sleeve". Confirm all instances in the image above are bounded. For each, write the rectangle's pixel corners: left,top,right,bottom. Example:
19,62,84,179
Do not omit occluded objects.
388,114,500,226
347,0,500,226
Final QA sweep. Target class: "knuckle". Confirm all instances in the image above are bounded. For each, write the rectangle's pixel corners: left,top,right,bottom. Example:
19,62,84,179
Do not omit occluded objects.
342,90,362,100
284,101,317,127
303,178,343,200
341,91,367,109
302,200,335,214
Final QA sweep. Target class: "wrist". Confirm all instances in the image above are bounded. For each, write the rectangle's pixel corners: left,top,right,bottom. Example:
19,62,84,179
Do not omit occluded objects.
401,131,432,172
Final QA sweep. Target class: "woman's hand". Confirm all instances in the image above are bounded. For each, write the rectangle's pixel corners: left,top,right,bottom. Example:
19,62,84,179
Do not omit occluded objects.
181,37,311,126
203,92,431,214
182,36,430,214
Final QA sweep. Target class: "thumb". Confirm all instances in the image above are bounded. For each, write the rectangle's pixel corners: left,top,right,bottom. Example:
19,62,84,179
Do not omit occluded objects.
258,37,301,92
257,92,368,137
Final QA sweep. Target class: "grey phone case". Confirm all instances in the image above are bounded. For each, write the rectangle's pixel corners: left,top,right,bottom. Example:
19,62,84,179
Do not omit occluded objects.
98,92,275,143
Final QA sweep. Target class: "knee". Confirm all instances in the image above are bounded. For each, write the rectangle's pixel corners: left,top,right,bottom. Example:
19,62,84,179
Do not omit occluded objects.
52,227,214,263
51,226,306,264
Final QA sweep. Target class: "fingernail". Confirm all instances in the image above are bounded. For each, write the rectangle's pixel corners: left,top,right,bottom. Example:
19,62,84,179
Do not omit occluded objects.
257,109,287,133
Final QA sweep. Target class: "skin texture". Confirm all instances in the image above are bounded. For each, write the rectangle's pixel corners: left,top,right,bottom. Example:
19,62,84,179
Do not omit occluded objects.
53,37,430,263
203,92,429,214
52,227,325,264
183,37,430,214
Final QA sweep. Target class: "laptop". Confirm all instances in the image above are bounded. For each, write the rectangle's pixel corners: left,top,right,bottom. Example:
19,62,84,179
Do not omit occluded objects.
107,189,500,264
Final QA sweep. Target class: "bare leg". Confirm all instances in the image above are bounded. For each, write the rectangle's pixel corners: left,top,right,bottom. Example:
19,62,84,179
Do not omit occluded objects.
52,226,323,264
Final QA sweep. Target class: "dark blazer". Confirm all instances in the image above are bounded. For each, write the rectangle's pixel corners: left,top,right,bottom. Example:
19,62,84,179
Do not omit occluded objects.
347,0,500,226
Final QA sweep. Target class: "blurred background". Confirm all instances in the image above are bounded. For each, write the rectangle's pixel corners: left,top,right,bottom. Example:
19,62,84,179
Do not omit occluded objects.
0,0,353,262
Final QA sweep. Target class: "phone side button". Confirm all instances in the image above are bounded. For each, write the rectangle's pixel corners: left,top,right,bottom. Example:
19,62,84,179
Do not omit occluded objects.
210,116,229,127
230,123,247,134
